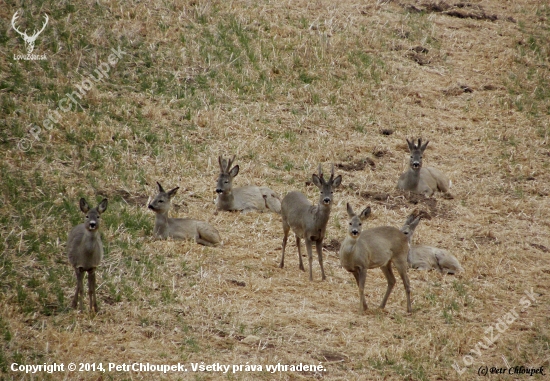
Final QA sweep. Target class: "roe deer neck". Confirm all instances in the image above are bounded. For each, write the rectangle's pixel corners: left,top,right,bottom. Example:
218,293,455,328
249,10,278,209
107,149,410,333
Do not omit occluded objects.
311,199,332,226
217,192,234,209
82,229,102,255
339,236,362,270
340,236,359,254
407,168,421,187
154,211,170,236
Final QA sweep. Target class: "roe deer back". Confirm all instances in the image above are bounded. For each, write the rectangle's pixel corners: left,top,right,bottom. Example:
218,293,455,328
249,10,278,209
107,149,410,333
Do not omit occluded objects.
339,204,411,313
400,212,463,274
280,164,342,281
215,155,281,213
148,182,221,246
67,198,108,313
397,138,451,197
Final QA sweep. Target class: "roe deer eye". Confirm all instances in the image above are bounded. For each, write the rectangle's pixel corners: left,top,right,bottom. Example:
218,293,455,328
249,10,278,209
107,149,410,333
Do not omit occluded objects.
349,222,352,225
86,215,89,218
159,200,164,203
359,223,361,226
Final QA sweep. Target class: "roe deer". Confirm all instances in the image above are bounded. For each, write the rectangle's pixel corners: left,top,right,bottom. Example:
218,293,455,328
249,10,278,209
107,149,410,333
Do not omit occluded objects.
67,198,108,313
148,182,221,246
339,204,412,313
400,212,463,274
280,164,342,281
215,155,281,213
397,138,451,197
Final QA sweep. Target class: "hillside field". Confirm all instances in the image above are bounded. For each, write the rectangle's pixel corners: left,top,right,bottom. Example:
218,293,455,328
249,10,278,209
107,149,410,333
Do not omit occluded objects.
1,0,550,380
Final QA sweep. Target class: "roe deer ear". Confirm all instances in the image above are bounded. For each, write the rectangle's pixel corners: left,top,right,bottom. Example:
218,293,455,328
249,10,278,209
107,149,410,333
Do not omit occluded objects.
157,182,165,193
346,203,355,217
400,212,423,243
332,175,342,188
98,199,108,214
410,215,422,228
311,173,323,188
79,198,90,213
229,165,239,178
167,187,179,199
359,206,371,220
403,213,418,227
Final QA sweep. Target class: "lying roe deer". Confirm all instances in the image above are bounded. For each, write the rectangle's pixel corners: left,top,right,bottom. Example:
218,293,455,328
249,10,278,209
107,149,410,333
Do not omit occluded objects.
400,212,463,274
339,204,412,313
67,198,108,313
397,138,451,197
215,155,281,213
148,182,221,246
280,164,342,281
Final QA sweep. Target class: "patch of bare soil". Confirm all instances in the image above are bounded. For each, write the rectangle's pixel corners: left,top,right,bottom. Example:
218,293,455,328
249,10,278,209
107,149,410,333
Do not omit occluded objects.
372,147,389,158
530,243,549,253
442,84,474,96
226,279,247,287
404,1,499,21
317,350,349,363
407,50,431,66
359,191,453,219
471,231,500,245
323,238,341,252
336,157,376,171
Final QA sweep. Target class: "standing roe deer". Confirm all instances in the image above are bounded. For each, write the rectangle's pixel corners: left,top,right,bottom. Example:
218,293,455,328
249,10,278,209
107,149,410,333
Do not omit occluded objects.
148,182,221,246
397,138,451,197
339,204,412,313
215,155,281,213
67,198,108,313
280,164,342,281
400,212,463,274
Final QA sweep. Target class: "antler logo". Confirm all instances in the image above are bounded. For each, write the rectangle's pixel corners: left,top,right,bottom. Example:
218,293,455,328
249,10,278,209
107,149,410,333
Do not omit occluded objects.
11,11,49,54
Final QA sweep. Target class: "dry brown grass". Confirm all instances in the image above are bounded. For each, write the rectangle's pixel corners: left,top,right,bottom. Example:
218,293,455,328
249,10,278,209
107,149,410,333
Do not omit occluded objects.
1,0,550,379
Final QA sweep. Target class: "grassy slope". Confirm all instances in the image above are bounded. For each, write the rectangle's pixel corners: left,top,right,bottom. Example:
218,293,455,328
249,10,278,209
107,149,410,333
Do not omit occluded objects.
1,0,549,380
